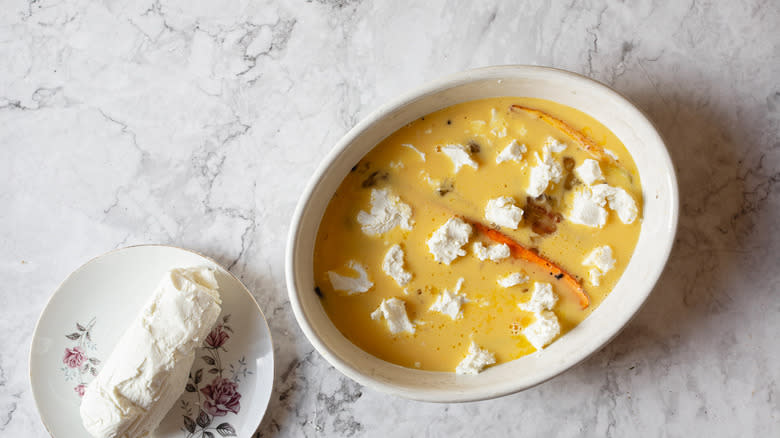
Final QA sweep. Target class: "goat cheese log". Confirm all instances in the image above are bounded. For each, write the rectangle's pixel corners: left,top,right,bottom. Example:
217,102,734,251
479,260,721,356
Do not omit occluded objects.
80,267,222,438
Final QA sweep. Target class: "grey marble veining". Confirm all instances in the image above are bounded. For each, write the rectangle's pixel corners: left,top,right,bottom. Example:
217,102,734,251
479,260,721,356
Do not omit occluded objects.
1,0,778,436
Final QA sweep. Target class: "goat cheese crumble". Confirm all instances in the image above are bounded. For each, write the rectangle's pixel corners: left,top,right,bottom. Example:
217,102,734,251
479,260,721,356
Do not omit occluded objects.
455,341,496,375
495,139,527,164
497,272,528,288
382,244,412,287
441,144,478,173
546,137,568,153
371,297,415,334
429,278,469,320
328,261,374,295
582,245,616,286
470,120,487,131
518,282,558,314
472,242,510,262
575,158,604,185
357,188,414,236
569,185,609,228
523,311,561,350
489,108,508,138
485,196,524,229
517,282,560,350
569,184,638,227
401,143,426,162
526,141,565,197
427,217,472,265
594,184,639,224
419,170,439,188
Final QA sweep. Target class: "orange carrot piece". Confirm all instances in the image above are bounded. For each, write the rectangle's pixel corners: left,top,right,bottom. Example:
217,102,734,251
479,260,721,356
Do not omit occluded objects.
509,104,618,167
470,220,590,309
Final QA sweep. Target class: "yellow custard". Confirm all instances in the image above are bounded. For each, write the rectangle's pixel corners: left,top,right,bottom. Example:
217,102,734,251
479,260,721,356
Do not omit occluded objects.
313,97,642,373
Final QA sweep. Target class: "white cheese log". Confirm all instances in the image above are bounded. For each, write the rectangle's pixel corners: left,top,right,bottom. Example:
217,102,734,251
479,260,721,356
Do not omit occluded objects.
80,267,222,438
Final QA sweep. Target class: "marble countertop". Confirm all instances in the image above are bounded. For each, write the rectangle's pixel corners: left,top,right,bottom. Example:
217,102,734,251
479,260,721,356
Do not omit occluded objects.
2,0,778,436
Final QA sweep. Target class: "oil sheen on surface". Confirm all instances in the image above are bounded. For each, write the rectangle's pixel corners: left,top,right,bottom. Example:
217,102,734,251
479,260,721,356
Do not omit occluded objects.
313,97,643,372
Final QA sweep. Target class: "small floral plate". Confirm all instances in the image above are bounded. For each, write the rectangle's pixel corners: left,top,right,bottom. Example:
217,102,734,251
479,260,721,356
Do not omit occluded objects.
29,245,275,437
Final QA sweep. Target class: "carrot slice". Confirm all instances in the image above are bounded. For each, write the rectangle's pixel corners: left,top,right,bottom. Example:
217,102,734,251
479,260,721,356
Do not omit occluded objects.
469,220,590,309
509,104,618,167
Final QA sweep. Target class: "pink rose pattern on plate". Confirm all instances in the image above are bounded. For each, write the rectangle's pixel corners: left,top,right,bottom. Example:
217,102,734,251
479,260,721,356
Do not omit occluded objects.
60,318,100,398
205,324,230,349
178,314,251,438
58,315,250,435
201,378,241,417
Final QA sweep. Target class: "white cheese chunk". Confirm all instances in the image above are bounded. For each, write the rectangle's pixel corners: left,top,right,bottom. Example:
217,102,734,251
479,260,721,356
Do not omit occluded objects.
570,184,638,227
382,244,412,287
357,188,414,236
587,268,603,286
583,245,616,273
526,143,564,197
80,267,222,438
472,242,487,260
546,137,568,153
600,185,639,224
497,272,529,288
516,281,561,350
470,120,487,131
523,310,561,350
473,242,510,262
401,143,426,162
455,341,496,375
371,297,415,334
518,282,558,313
419,170,439,188
495,139,527,164
441,144,478,173
575,158,604,185
328,261,373,294
489,108,508,138
429,278,469,320
604,148,619,160
582,245,616,286
569,185,609,228
488,243,510,261
427,217,472,265
485,196,524,229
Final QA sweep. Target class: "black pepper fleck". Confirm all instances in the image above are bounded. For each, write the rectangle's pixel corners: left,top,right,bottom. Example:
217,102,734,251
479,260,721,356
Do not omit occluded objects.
555,273,564,280
314,286,323,298
446,119,452,125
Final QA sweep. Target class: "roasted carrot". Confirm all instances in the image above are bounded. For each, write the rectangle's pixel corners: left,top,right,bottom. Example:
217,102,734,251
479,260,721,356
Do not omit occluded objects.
469,219,590,309
509,104,619,167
